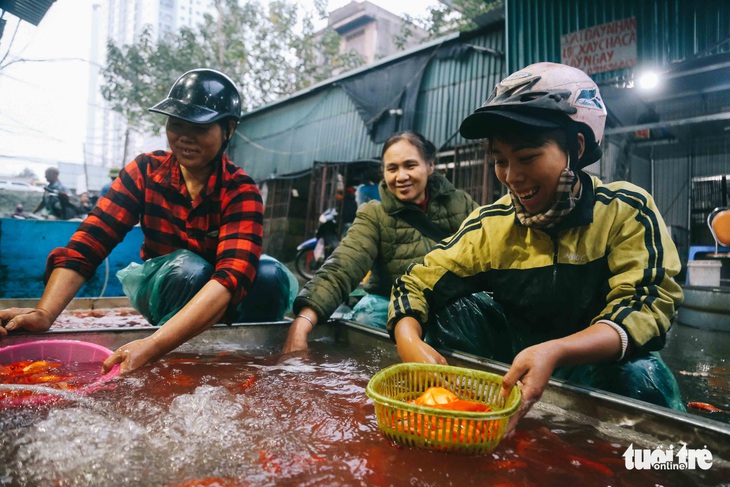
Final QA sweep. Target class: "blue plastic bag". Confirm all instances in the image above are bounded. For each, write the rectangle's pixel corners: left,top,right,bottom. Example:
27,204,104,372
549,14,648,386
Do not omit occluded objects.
118,250,297,325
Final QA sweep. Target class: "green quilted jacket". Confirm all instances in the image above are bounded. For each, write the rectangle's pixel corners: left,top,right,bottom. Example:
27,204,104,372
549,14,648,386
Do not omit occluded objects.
293,172,478,321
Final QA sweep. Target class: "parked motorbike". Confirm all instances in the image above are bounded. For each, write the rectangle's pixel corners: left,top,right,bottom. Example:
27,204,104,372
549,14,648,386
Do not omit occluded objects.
295,208,340,280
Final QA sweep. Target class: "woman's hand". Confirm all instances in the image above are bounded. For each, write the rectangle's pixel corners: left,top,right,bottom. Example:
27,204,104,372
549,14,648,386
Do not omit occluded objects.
500,341,560,434
101,336,166,374
394,317,447,365
0,308,54,337
281,312,316,354
500,323,624,434
0,268,86,338
102,281,235,375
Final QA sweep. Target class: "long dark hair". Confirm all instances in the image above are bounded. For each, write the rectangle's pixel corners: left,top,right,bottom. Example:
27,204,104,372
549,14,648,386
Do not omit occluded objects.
381,131,436,165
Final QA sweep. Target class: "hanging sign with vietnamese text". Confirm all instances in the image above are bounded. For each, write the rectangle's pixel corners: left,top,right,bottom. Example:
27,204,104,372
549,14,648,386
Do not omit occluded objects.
561,17,637,75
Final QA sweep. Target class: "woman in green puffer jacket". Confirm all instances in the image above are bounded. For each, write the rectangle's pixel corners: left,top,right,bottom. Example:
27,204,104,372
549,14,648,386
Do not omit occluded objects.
282,131,478,353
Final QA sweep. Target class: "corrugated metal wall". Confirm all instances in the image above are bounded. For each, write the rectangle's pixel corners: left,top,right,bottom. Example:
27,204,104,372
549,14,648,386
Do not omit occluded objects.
415,33,506,148
505,0,730,77
231,89,380,183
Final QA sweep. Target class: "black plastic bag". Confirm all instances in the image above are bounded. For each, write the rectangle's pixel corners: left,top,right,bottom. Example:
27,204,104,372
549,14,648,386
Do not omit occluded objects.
426,291,513,363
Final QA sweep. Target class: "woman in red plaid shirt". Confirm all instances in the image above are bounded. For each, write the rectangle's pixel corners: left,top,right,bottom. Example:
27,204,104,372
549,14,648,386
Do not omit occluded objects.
0,69,296,373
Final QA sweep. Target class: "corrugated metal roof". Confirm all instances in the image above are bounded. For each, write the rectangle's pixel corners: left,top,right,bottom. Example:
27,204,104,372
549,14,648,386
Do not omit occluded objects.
0,0,55,26
241,32,462,118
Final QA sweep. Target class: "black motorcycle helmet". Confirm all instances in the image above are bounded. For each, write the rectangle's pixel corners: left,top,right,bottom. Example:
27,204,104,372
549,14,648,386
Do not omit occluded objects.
149,68,242,124
150,69,242,159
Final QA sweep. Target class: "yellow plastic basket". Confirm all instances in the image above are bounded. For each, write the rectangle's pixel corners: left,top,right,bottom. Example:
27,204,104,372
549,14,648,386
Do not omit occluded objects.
366,363,521,454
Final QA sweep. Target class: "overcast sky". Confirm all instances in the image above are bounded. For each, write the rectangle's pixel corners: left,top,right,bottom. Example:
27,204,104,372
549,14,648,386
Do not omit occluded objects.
0,0,439,178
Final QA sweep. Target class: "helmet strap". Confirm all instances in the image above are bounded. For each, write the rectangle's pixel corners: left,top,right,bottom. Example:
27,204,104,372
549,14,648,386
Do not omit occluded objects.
209,119,234,165
566,124,582,170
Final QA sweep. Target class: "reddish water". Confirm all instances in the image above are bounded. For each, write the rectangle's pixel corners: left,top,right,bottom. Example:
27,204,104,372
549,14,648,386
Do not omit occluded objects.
1,345,727,487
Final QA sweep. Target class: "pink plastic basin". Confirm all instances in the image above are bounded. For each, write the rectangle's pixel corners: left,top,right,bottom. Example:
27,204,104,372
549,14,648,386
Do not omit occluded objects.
0,339,120,407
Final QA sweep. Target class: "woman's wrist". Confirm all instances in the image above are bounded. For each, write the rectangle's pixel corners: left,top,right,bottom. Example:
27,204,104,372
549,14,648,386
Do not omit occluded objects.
291,309,317,334
296,313,316,328
282,312,316,350
147,326,186,360
533,339,564,369
35,307,55,323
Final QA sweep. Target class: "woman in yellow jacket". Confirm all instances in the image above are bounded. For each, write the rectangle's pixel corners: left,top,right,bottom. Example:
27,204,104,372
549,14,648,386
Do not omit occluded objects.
388,63,685,426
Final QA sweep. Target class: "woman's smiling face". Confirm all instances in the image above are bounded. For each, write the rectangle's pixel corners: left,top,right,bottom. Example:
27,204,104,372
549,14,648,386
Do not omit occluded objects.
166,117,225,170
383,139,434,205
490,136,573,215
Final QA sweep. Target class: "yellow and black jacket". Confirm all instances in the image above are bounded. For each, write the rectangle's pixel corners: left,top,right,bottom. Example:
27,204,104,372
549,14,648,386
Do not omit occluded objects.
388,173,683,357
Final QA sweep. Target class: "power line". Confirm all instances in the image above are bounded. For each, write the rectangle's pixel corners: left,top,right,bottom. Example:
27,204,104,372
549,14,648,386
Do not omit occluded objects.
0,55,103,71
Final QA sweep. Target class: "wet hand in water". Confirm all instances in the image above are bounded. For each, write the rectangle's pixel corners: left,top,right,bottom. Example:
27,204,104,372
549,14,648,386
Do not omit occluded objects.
281,330,309,355
281,316,314,355
277,343,312,365
397,338,448,365
102,337,165,374
394,317,448,365
0,308,54,337
276,349,312,366
500,343,558,435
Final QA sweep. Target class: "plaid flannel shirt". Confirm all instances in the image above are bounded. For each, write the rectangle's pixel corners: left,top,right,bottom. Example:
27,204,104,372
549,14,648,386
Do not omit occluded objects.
45,150,264,305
